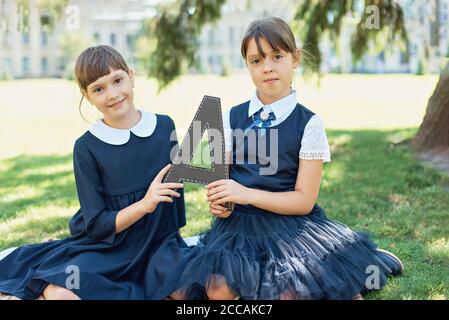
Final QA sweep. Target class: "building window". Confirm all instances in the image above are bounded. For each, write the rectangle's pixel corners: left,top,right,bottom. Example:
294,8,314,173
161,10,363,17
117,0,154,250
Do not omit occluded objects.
3,57,13,73
58,57,65,71
93,32,100,43
22,32,29,45
22,57,29,74
234,55,242,68
400,51,410,64
208,30,214,46
41,31,48,47
3,32,13,47
126,34,133,48
229,27,235,45
41,57,48,74
110,33,116,46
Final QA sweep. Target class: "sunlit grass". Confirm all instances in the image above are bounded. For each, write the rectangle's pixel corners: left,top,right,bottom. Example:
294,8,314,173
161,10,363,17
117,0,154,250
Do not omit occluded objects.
1,128,448,299
0,75,447,299
0,74,438,160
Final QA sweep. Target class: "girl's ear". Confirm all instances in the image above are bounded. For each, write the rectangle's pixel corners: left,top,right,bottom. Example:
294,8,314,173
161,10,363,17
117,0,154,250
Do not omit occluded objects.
81,89,92,105
293,49,301,68
128,69,135,88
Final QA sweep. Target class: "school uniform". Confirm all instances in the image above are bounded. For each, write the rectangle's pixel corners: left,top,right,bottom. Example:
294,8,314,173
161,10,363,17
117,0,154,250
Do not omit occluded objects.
174,91,395,300
0,111,188,299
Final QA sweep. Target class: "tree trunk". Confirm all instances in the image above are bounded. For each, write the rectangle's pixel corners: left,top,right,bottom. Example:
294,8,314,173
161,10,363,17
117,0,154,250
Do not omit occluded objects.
411,62,449,152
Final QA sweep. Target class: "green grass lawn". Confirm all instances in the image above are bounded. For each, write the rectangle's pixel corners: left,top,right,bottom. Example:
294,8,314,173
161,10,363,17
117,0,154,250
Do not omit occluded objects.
0,128,448,299
0,74,447,299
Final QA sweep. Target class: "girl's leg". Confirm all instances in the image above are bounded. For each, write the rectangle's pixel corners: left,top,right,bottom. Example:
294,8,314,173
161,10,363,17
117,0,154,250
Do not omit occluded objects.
279,291,300,300
206,274,238,300
352,293,364,300
167,289,186,300
0,292,21,300
43,284,81,300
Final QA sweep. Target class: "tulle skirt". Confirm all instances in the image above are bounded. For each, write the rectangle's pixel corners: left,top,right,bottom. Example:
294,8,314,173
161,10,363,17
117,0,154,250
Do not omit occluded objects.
175,205,392,300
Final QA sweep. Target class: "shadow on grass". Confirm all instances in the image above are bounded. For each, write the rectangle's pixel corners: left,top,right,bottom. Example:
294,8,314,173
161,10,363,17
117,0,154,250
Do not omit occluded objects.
1,129,448,298
0,154,77,222
322,128,448,239
321,128,449,299
0,215,71,249
0,153,211,245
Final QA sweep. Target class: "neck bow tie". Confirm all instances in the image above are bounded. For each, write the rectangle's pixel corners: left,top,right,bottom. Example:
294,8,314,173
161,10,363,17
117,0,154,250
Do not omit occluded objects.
244,107,276,136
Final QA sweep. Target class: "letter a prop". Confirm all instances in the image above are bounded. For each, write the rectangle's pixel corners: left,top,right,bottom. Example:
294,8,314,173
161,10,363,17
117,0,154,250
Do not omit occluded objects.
163,95,228,184
163,95,232,211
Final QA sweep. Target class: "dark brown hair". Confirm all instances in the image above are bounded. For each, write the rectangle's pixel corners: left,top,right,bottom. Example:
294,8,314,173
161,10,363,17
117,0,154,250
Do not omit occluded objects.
74,45,130,121
241,17,298,61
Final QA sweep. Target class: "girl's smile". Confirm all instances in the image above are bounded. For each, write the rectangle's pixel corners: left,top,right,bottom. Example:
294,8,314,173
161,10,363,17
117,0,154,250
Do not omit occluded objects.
84,69,139,128
108,97,126,109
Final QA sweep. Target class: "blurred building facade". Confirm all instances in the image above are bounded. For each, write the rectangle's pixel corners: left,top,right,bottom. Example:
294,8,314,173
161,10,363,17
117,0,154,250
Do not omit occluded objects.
0,0,154,78
201,0,448,74
0,0,447,78
196,0,298,74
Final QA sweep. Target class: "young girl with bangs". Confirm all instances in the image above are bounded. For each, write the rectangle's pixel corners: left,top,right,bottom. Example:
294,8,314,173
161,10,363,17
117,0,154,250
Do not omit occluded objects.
0,45,188,300
167,17,403,300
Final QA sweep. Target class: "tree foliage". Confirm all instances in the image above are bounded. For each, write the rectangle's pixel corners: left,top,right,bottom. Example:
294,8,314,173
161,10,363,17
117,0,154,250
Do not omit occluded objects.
146,0,408,89
146,0,226,90
4,0,68,31
295,0,407,74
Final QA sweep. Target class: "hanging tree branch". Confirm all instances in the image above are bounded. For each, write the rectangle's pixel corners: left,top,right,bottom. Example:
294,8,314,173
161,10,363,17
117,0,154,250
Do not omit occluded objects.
147,0,226,90
295,0,407,74
144,0,407,90
10,0,68,32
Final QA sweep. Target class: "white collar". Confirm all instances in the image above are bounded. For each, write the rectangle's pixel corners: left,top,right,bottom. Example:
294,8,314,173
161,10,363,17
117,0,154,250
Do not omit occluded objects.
89,110,157,145
248,90,298,119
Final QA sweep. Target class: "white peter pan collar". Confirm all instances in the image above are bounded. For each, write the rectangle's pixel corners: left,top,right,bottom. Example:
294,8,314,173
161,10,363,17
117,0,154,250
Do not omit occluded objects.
248,89,298,120
89,110,157,145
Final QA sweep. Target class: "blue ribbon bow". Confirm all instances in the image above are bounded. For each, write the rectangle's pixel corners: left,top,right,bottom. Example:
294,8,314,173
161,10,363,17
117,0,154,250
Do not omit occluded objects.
244,107,276,136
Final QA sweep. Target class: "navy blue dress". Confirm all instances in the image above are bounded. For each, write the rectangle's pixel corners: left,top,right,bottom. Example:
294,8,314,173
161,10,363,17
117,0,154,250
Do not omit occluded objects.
174,101,393,300
0,114,188,300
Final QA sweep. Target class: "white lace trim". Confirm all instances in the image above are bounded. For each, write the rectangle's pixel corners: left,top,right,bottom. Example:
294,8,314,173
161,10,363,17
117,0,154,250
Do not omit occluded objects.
299,151,331,162
299,115,331,163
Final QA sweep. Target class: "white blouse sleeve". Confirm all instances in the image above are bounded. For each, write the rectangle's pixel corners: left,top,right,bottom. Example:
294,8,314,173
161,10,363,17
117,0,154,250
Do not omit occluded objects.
222,110,233,153
299,115,331,163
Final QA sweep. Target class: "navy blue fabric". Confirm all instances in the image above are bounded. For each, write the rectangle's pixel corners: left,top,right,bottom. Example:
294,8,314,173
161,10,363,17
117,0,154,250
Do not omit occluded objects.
0,114,188,300
175,101,393,300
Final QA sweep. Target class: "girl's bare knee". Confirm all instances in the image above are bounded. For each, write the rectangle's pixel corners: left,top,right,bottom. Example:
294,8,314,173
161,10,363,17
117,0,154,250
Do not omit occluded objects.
207,285,236,300
206,275,237,300
43,284,81,300
279,291,300,300
168,289,185,300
